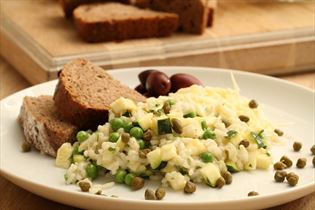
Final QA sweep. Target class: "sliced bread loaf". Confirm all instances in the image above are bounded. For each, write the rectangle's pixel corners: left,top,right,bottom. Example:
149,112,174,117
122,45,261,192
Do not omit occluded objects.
18,95,78,157
59,0,130,18
73,3,179,42
150,0,209,34
53,59,146,129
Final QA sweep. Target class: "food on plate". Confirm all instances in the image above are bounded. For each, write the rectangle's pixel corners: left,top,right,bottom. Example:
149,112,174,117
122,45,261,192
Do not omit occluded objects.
248,191,259,196
296,158,306,169
280,155,293,168
53,59,145,129
286,172,299,186
274,171,287,183
57,84,282,194
170,73,203,93
18,96,78,157
59,0,130,18
21,141,31,152
73,3,179,42
135,69,203,97
310,145,315,155
313,156,315,167
293,141,302,152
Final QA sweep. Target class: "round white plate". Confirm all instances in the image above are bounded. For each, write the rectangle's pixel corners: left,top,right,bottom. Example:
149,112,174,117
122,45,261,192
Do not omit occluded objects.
1,67,314,210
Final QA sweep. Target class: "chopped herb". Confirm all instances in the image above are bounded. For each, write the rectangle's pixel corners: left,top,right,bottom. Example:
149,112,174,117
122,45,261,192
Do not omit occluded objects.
166,99,176,106
250,130,266,149
201,120,207,130
202,129,216,140
122,111,132,117
266,152,271,157
226,130,238,139
184,112,196,118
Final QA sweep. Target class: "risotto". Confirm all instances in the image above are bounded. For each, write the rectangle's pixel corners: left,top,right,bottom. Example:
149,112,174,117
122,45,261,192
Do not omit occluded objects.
56,85,280,192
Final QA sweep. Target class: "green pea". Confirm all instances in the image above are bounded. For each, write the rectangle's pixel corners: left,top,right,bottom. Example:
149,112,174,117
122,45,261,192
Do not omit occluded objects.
201,120,207,130
115,169,127,184
138,140,145,150
202,129,216,139
200,152,213,163
124,173,135,186
123,122,133,133
130,127,143,139
86,163,98,180
184,112,196,118
110,118,125,131
109,132,120,142
76,131,90,143
72,143,83,155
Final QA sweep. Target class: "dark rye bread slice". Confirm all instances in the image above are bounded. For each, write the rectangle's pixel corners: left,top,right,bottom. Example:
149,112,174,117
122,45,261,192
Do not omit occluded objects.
150,0,209,34
73,3,179,42
59,0,130,18
53,59,146,129
18,96,78,157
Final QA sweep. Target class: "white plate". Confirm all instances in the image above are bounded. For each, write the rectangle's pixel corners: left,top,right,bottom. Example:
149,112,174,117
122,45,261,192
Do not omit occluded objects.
1,67,314,210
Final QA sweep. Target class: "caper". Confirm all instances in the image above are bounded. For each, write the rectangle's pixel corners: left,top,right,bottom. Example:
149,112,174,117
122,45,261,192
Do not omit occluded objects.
248,100,258,109
143,129,153,141
131,177,145,190
215,177,225,189
280,156,293,168
222,119,231,128
311,145,315,155
79,181,91,192
163,101,171,114
293,141,302,152
221,171,233,185
184,181,196,194
273,161,286,170
155,187,166,200
239,139,249,148
171,118,183,134
312,156,315,167
138,148,151,159
286,172,299,186
239,115,250,123
274,129,284,137
274,171,287,182
121,133,130,143
248,191,259,196
296,158,307,168
145,189,156,200
21,141,31,152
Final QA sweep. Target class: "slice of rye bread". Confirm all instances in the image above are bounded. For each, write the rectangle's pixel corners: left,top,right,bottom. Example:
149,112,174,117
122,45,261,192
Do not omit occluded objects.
18,95,78,157
53,59,146,129
73,3,179,42
132,0,214,28
59,0,130,18
149,0,209,34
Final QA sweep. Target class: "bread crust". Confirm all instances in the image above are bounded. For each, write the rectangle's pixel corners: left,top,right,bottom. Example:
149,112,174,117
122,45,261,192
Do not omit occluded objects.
59,0,130,18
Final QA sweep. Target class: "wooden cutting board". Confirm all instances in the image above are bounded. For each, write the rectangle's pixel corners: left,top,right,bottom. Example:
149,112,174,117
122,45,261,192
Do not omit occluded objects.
0,0,314,84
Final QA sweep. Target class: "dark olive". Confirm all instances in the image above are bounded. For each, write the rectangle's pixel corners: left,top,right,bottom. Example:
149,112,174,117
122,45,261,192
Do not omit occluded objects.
145,71,171,97
138,70,157,86
170,73,202,93
135,84,146,94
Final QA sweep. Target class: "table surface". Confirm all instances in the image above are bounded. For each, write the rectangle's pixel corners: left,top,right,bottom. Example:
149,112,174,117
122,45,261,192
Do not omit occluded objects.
0,56,314,210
